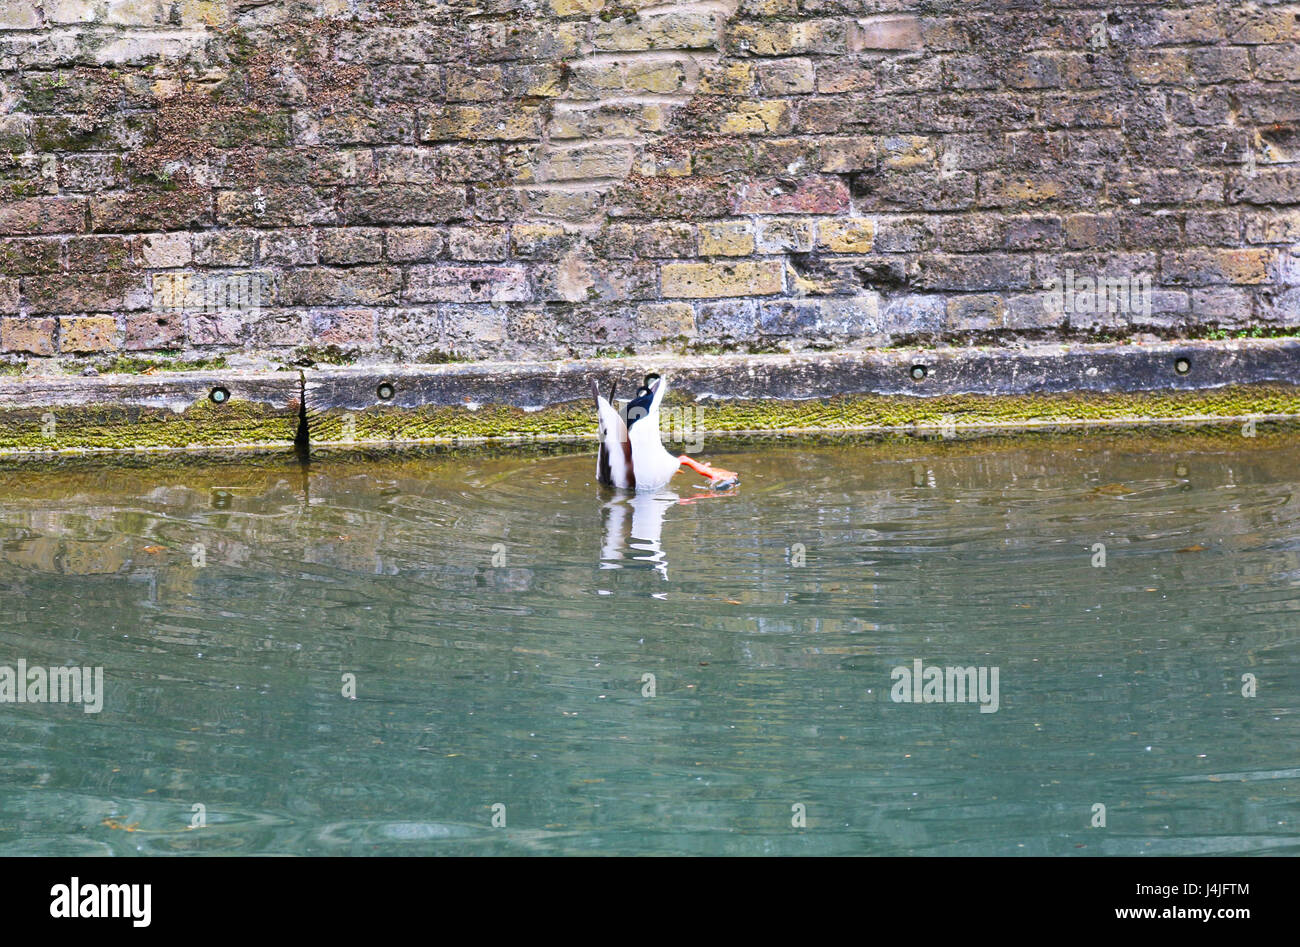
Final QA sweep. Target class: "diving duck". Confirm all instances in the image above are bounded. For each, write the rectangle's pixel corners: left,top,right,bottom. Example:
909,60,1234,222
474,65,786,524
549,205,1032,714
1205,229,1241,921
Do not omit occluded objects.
591,374,739,492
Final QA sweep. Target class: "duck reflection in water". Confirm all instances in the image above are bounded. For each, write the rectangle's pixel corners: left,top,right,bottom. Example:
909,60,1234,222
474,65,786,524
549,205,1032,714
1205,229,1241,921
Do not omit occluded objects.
600,491,677,579
600,490,736,581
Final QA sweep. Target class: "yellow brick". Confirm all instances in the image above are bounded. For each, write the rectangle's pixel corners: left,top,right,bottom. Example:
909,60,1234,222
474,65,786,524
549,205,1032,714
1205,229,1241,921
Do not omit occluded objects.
178,0,229,26
592,12,722,52
549,0,604,15
422,106,542,142
698,221,756,257
662,261,783,298
720,100,790,135
511,223,567,255
817,218,876,253
59,316,117,354
625,61,687,94
698,61,754,94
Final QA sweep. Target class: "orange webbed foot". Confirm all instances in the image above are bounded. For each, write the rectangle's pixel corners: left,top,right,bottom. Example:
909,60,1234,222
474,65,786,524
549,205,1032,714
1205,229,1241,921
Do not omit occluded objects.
678,455,739,489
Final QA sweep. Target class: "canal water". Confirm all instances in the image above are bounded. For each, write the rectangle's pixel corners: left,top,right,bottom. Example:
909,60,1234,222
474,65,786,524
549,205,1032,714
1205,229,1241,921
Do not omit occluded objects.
0,431,1296,855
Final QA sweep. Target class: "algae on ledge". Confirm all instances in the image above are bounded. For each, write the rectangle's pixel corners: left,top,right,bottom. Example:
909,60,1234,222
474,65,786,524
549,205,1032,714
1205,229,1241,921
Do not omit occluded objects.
305,384,1300,445
0,397,300,453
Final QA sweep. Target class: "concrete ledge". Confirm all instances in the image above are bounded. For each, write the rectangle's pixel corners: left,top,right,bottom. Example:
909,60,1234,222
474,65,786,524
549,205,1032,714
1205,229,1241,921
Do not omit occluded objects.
306,337,1300,405
0,371,303,454
1,340,1297,454
302,338,1300,446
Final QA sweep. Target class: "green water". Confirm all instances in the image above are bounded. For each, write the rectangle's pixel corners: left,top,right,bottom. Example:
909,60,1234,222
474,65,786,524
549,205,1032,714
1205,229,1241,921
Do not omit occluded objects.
0,433,1297,856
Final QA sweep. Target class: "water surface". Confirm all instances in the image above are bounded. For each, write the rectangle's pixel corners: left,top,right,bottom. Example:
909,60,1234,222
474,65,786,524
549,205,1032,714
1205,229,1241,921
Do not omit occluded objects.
0,431,1297,855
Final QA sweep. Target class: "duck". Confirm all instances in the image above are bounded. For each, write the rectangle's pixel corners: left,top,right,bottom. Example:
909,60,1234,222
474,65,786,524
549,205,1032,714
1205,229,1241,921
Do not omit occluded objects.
591,373,739,492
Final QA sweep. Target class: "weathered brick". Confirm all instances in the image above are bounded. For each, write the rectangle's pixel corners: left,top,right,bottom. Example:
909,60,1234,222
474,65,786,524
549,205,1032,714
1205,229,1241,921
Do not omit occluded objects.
151,271,273,315
859,170,977,212
92,191,213,233
139,232,192,268
851,16,924,52
258,230,318,266
1226,6,1300,44
729,19,848,56
635,302,696,341
59,316,117,353
187,309,244,346
916,254,1035,291
977,173,1065,208
1161,249,1272,285
386,228,446,262
422,105,544,142
538,143,634,181
629,222,696,259
125,310,185,351
819,136,878,173
946,294,1009,332
719,100,793,136
879,294,946,336
445,304,508,348
511,223,571,260
549,0,604,16
446,66,505,102
1230,167,1300,205
732,176,850,215
520,188,605,222
0,197,86,236
1256,45,1300,81
4,0,1282,366
881,136,936,169
339,186,468,226
755,58,815,95
0,238,61,274
193,230,258,267
318,228,385,265
406,265,531,303
26,272,149,314
698,221,756,257
282,267,402,306
593,13,723,52
874,217,931,253
698,61,755,95
310,308,378,346
1190,287,1254,322
760,296,880,337
1,316,56,355
447,226,510,262
0,1,41,29
625,60,689,95
0,279,20,315
817,218,876,253
661,261,784,298
1245,210,1300,244
697,298,758,339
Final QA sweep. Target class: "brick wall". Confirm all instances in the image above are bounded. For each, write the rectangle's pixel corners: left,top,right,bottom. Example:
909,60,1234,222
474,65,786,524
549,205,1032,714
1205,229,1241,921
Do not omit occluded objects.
0,0,1297,366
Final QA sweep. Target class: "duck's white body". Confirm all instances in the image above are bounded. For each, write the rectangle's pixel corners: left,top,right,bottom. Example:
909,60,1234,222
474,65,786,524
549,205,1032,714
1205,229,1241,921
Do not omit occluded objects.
592,375,738,492
592,376,680,491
